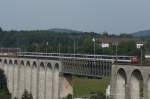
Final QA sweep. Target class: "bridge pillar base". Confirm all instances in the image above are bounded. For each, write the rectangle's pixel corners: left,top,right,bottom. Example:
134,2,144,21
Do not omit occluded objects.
59,74,73,99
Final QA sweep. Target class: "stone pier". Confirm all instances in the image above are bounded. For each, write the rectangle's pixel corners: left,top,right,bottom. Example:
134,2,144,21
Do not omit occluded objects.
110,64,150,99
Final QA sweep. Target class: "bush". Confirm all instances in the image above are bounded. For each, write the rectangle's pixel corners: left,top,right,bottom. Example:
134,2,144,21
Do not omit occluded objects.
90,92,105,99
22,90,33,99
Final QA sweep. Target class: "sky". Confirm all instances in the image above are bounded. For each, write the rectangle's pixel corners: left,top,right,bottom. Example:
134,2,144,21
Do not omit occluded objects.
0,0,150,34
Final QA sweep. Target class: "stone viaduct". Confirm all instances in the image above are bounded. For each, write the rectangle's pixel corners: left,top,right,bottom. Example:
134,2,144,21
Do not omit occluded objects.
0,57,73,99
0,52,115,99
0,52,143,99
110,64,150,99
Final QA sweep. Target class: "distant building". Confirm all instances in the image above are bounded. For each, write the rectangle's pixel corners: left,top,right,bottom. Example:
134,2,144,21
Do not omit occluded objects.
0,48,21,55
101,43,109,48
98,36,144,48
136,43,144,49
145,53,150,59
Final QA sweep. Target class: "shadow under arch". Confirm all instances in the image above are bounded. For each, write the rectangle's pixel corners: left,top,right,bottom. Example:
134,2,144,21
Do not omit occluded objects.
115,68,127,99
38,62,45,99
26,61,31,67
9,60,13,65
54,63,59,71
40,62,45,70
117,68,127,82
53,63,60,99
32,61,37,68
20,60,25,66
45,62,53,99
130,69,143,99
4,59,7,64
47,63,52,70
18,60,25,99
131,69,143,81
31,61,37,99
14,60,18,65
7,59,13,95
25,61,32,93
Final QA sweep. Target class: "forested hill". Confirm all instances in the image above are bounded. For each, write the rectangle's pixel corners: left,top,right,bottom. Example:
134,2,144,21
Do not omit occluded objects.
0,30,149,55
132,30,150,36
48,28,82,33
0,30,98,53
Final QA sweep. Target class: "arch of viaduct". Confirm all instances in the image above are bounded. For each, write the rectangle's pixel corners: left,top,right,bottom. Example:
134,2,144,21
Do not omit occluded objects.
110,64,150,99
0,57,73,99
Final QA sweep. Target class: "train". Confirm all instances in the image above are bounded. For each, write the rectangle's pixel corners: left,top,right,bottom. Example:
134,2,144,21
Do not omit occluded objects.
0,48,21,56
0,48,139,64
16,52,139,64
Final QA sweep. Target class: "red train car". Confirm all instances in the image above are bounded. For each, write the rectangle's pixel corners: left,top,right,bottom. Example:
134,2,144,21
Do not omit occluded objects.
131,56,139,64
0,48,21,56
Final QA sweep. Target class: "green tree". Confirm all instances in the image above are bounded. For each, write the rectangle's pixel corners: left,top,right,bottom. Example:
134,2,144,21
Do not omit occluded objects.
22,90,33,99
67,94,73,99
62,94,73,99
102,32,109,37
0,69,11,99
90,92,105,99
80,35,93,54
118,41,138,55
0,27,2,32
119,33,132,37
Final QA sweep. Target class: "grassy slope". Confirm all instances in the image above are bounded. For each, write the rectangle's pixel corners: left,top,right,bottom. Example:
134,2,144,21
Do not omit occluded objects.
0,91,11,99
72,77,110,97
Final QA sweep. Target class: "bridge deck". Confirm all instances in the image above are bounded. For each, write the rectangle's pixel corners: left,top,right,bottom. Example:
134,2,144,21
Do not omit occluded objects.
0,52,134,77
